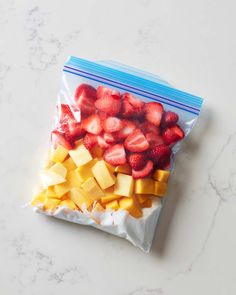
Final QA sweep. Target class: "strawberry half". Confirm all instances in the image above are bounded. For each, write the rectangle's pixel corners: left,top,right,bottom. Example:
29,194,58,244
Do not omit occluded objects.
115,120,136,139
124,129,150,152
121,99,144,119
103,117,123,133
57,104,75,123
103,132,116,143
51,130,74,150
97,86,120,100
132,160,153,179
74,84,97,115
148,144,171,167
67,120,85,140
95,94,121,116
82,114,102,135
161,111,179,128
83,133,97,151
145,102,164,126
139,121,160,135
145,132,164,147
104,144,126,166
97,135,112,149
122,93,144,109
162,125,184,145
128,153,147,170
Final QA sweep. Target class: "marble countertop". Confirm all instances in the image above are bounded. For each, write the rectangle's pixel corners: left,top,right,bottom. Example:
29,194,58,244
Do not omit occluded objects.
1,0,236,294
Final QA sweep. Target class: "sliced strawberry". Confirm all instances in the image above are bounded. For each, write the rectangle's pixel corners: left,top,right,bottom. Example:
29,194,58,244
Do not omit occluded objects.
97,135,111,149
139,121,160,135
103,117,123,133
145,132,164,147
122,93,144,108
121,100,134,118
104,144,126,166
115,120,136,139
145,102,164,126
162,125,184,145
57,104,75,123
148,144,171,167
51,130,74,150
128,153,147,170
132,160,153,179
67,120,85,140
95,94,121,116
74,84,97,115
161,111,179,128
103,132,116,143
124,129,150,152
132,107,145,119
82,114,102,135
97,111,108,121
97,86,120,100
83,133,97,151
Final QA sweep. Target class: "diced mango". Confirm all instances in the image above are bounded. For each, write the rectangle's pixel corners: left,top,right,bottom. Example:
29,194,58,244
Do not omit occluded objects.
69,144,93,167
51,145,68,163
49,163,67,178
92,160,116,189
105,200,119,210
154,181,167,197
115,163,132,175
60,199,77,210
101,193,121,204
94,202,105,212
104,186,115,194
43,198,60,211
31,191,46,206
91,146,104,158
119,196,142,218
153,169,170,183
114,173,134,197
135,178,155,194
69,188,94,209
75,139,83,147
141,198,152,208
62,157,77,171
105,162,116,173
81,177,104,201
45,187,59,199
137,194,151,204
75,158,98,183
54,182,70,198
66,170,81,188
40,170,66,187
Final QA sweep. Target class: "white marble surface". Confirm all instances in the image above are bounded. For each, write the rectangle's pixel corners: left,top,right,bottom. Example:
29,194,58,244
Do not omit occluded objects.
1,0,236,294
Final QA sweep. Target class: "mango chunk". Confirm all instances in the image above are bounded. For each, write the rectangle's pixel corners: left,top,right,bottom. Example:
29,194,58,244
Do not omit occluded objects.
153,169,170,183
45,187,59,199
81,177,104,201
115,163,132,175
66,170,81,188
75,158,98,183
40,170,66,187
141,198,152,208
92,160,115,189
60,199,77,210
101,193,121,204
114,173,134,197
62,157,77,171
54,183,70,198
31,191,46,206
105,162,116,173
105,200,119,210
51,145,68,163
69,144,92,167
135,178,155,194
119,197,142,218
43,198,60,211
91,146,104,158
154,181,167,197
93,202,105,212
49,163,67,178
137,194,151,204
69,188,94,209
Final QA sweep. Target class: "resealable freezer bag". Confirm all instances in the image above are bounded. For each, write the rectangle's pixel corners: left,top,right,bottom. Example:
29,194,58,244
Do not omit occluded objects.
31,56,203,252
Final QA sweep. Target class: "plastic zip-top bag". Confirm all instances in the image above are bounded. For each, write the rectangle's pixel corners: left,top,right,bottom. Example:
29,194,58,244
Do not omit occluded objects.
31,56,203,252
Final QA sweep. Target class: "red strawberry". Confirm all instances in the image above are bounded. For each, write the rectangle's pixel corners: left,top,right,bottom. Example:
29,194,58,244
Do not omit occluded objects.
67,120,85,140
104,144,126,166
162,125,184,145
95,94,121,116
121,100,134,118
83,133,97,151
97,135,111,149
74,84,97,115
128,153,147,170
97,111,108,121
103,132,116,143
145,132,164,147
148,144,171,167
97,86,120,100
103,117,123,133
139,121,160,135
51,130,74,150
122,93,144,108
162,111,179,127
115,120,136,139
145,102,164,126
124,129,150,152
132,160,153,179
57,104,75,123
82,114,102,135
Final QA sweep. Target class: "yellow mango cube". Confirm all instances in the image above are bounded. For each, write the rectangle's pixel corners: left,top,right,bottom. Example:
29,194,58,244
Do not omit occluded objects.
135,178,155,194
114,163,132,175
101,193,121,204
154,181,167,197
40,170,66,187
60,199,77,210
75,158,98,183
49,163,67,178
105,162,116,173
31,191,46,206
81,177,104,201
114,173,134,197
105,200,119,210
93,202,105,212
45,187,59,199
119,196,142,218
66,170,81,188
92,160,115,189
69,144,92,167
51,145,68,163
153,169,170,183
43,198,60,211
137,194,151,204
141,198,152,208
54,182,70,198
69,188,94,209
62,157,77,171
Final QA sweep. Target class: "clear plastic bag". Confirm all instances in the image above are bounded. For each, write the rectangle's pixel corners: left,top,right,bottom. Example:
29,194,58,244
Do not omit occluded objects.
31,56,203,252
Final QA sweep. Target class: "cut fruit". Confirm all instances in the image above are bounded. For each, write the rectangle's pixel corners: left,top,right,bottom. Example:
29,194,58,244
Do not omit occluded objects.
104,144,126,166
103,117,123,133
92,160,116,189
101,193,121,204
51,130,74,150
83,133,97,151
49,163,67,178
114,173,134,197
152,169,170,183
132,160,153,179
119,196,142,218
124,129,149,152
74,84,97,115
82,114,102,135
161,111,179,127
54,183,70,198
141,198,152,208
93,202,105,212
114,163,132,175
128,153,147,170
43,198,60,211
148,144,171,167
81,177,104,201
51,145,68,163
97,135,111,149
95,87,121,116
40,170,66,188
75,158,98,183
135,178,155,194
162,125,184,145
66,170,81,188
105,200,119,211
145,133,164,147
69,188,94,210
62,157,77,171
145,102,164,126
60,199,77,210
154,181,167,197
115,120,136,139
69,144,93,167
